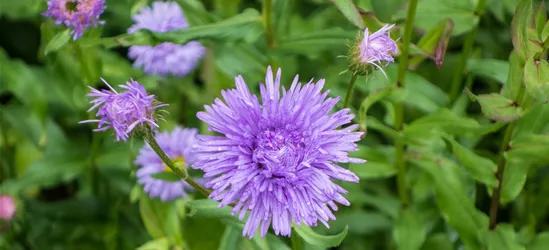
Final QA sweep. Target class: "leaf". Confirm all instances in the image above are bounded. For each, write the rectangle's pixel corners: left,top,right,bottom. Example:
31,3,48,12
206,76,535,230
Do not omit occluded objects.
511,0,535,60
394,0,479,36
507,134,549,165
186,199,241,225
444,137,499,188
528,232,549,250
349,161,396,179
44,29,71,55
327,211,392,235
139,195,183,244
329,0,365,29
358,87,394,134
409,18,454,69
534,1,547,37
504,51,523,100
293,225,348,248
137,238,170,250
487,224,526,250
421,233,454,250
467,58,509,84
404,109,482,138
524,57,549,103
218,226,241,250
466,91,523,122
276,28,355,55
408,151,487,249
150,172,181,182
500,156,531,204
393,209,426,250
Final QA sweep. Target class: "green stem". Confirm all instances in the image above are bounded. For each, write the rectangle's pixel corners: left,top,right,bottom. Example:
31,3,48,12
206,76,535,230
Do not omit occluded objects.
263,0,274,48
343,74,358,109
393,0,419,208
290,233,303,250
143,131,211,198
449,0,486,101
89,132,101,195
488,80,525,230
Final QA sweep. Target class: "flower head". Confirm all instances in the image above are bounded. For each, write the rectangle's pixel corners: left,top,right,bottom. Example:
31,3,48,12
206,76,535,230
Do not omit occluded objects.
135,127,203,201
349,24,398,77
128,1,206,76
80,78,167,141
193,66,364,238
0,195,16,220
43,0,106,40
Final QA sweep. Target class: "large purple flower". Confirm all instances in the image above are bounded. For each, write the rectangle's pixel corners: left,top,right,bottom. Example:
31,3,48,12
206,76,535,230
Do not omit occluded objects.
349,24,398,77
135,127,202,201
193,66,364,238
43,0,106,40
80,78,167,141
128,1,206,77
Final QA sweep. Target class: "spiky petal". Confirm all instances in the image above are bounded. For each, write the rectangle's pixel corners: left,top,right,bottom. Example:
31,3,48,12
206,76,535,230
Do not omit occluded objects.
349,24,398,77
43,0,106,40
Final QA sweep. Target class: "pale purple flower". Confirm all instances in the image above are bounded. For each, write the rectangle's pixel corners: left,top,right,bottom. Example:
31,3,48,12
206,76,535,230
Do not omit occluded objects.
43,0,106,40
358,24,398,77
0,195,15,220
128,1,206,77
193,66,365,238
80,78,167,141
135,127,203,201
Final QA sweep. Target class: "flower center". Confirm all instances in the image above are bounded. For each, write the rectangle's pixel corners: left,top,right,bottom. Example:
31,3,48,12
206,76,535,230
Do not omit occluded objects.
252,127,307,180
65,1,78,12
164,156,185,172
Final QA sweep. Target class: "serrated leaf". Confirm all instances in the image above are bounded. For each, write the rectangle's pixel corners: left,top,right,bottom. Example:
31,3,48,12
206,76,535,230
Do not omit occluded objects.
487,224,526,250
44,29,71,55
150,171,181,182
524,57,549,103
329,0,365,29
444,137,498,187
293,225,348,248
393,209,426,250
467,92,523,122
349,161,396,179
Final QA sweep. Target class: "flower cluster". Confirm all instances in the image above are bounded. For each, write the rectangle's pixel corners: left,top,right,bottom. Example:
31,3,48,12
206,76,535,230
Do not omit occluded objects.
193,67,364,238
128,1,206,76
135,127,203,201
80,79,167,141
43,0,106,40
348,24,398,77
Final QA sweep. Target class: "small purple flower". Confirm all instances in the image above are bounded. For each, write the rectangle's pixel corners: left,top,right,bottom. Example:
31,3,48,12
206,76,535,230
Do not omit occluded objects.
80,78,167,141
128,1,206,77
349,24,398,77
193,66,364,238
0,195,16,221
135,127,203,201
43,0,106,40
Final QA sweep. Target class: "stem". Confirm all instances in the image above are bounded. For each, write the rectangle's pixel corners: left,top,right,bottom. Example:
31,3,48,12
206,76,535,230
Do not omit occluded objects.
488,81,525,230
343,74,358,109
449,0,486,101
89,132,101,195
263,0,274,48
143,131,211,198
393,0,419,208
290,233,303,250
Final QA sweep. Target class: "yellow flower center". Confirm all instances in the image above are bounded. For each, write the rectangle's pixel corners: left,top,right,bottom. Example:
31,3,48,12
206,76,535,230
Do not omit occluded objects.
164,156,185,172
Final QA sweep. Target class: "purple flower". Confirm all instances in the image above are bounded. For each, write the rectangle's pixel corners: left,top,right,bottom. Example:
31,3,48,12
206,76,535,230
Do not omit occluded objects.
80,78,167,141
349,24,398,77
43,0,106,40
135,127,203,201
128,1,206,77
0,195,15,220
193,66,364,238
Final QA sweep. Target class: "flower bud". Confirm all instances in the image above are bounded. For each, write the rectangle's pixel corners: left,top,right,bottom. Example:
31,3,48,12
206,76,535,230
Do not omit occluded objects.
348,24,398,77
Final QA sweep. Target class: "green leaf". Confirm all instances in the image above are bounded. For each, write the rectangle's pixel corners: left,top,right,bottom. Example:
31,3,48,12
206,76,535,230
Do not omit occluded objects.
394,0,479,36
393,209,426,250
534,1,547,37
444,137,499,188
137,238,170,250
404,109,481,137
349,161,396,179
421,233,454,250
218,226,241,250
329,0,365,29
186,199,242,225
467,58,509,84
327,211,392,235
511,0,535,60
358,87,394,133
44,29,71,55
139,195,183,244
500,156,530,204
293,225,348,248
507,134,549,165
504,51,523,100
487,224,526,250
276,28,355,55
528,232,549,250
150,172,181,182
467,92,523,122
524,57,549,103
409,151,487,249
409,18,454,69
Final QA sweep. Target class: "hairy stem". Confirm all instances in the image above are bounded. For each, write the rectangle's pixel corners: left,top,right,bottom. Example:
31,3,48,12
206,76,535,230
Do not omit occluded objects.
263,0,274,48
143,131,211,197
343,74,358,109
393,0,419,208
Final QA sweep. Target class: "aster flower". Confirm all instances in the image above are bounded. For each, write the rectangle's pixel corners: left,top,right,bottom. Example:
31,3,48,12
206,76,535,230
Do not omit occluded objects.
128,1,206,77
43,0,106,40
193,66,365,238
348,24,398,77
0,195,16,221
135,127,203,201
80,78,167,141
